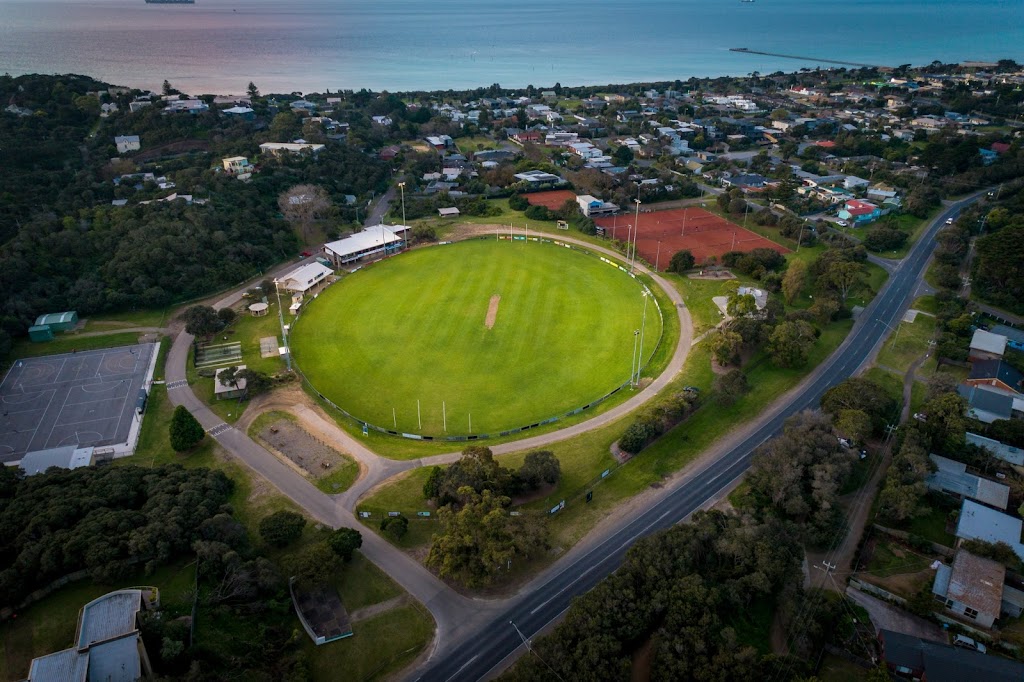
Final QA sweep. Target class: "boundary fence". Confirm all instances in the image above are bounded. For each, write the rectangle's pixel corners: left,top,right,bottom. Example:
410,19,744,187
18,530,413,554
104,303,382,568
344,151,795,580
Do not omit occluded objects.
293,236,668,442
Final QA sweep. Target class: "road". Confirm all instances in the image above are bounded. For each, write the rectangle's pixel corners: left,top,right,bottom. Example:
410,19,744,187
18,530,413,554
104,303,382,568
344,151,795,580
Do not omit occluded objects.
365,184,397,227
416,190,989,681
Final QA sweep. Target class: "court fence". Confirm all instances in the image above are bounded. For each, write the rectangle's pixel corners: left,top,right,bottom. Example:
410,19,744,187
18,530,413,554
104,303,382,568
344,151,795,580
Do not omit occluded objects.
291,236,666,442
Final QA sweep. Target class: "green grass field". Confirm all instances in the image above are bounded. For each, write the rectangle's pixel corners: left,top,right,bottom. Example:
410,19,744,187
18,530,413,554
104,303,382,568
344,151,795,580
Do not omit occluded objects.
291,239,661,435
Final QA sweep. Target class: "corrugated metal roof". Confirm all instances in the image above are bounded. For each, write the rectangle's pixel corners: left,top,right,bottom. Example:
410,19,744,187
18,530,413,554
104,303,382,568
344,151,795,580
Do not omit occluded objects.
926,454,1009,509
971,329,1008,355
956,500,1024,560
967,432,1024,466
324,225,408,260
947,550,1005,618
28,648,88,682
77,590,142,648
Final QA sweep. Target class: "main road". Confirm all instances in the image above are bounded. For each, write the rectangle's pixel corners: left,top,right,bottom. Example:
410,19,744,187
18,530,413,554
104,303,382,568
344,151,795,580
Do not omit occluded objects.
416,192,989,681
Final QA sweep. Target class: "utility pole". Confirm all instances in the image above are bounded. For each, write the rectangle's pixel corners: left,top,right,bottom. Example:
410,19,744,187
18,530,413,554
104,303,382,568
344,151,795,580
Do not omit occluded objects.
631,197,641,273
630,329,640,388
636,291,649,385
397,181,407,250
273,279,291,371
655,241,661,272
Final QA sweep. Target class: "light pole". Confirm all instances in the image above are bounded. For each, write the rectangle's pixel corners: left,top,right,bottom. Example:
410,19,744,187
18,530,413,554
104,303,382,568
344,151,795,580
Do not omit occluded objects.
397,181,407,250
274,279,292,371
655,241,661,272
636,291,649,385
631,197,641,273
630,329,640,388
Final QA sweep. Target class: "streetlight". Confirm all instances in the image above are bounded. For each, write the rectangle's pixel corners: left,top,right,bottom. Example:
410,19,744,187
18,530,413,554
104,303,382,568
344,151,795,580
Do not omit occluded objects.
397,181,407,250
655,241,661,272
636,291,650,386
630,329,640,388
273,279,292,371
631,197,641,273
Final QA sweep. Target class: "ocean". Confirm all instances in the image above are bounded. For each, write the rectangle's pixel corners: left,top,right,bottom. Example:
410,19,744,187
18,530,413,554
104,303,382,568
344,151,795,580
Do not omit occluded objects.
1,0,1022,95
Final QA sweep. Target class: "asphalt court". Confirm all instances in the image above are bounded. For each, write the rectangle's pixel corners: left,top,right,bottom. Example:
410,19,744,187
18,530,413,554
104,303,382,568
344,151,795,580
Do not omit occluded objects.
0,343,157,462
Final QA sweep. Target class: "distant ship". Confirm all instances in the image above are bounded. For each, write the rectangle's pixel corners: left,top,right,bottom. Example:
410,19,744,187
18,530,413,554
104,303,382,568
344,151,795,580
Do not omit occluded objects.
145,0,195,4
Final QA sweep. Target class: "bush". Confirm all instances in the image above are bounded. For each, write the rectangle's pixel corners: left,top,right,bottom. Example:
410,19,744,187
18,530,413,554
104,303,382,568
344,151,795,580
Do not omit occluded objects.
258,510,306,547
216,307,237,325
518,450,561,490
863,226,908,252
509,194,530,211
328,528,363,561
380,514,409,540
524,204,553,221
668,249,695,274
618,420,661,454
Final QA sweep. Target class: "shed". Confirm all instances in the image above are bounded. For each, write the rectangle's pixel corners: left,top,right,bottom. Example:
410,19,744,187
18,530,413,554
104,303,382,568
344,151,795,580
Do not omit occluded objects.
438,207,460,218
28,325,54,342
970,329,1007,361
214,365,248,400
19,446,95,476
34,311,78,332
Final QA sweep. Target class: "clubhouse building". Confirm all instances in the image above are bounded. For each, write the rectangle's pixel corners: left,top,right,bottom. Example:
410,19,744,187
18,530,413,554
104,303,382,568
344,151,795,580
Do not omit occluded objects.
324,224,411,267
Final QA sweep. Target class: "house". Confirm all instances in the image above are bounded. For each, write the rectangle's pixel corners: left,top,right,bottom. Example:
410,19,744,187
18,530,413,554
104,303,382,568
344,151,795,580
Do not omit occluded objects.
114,135,140,154
290,100,318,113
19,445,95,476
513,170,562,184
838,199,882,224
425,135,453,150
966,359,1023,395
100,102,119,117
214,365,248,400
323,225,410,266
259,142,326,156
990,324,1024,351
545,131,578,146
958,384,1014,423
966,432,1024,466
378,145,401,160
979,148,999,165
575,195,619,218
843,175,870,191
969,329,1008,361
955,499,1024,561
274,262,334,298
510,130,542,145
925,454,1009,510
722,173,768,190
223,106,255,121
878,628,1024,681
991,142,1011,155
165,99,209,114
932,550,1015,628
222,156,251,174
128,100,152,113
25,588,156,682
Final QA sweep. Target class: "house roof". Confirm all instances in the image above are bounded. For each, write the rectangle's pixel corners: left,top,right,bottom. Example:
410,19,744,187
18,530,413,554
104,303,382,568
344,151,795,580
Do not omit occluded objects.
275,262,333,293
955,499,1024,561
324,225,409,260
214,365,247,395
19,446,94,476
966,432,1024,466
970,329,1008,356
990,324,1024,345
78,590,143,648
947,550,1006,618
879,629,1024,682
28,648,89,682
958,384,1014,422
223,106,254,115
969,360,1023,392
926,454,1010,509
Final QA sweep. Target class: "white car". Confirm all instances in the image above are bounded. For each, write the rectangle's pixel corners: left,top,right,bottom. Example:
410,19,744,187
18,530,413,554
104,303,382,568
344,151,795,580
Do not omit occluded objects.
946,217,954,225
953,634,987,654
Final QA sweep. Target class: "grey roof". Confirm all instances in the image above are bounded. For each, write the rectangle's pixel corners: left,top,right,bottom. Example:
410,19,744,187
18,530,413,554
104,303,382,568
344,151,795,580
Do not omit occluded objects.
880,629,1024,682
968,359,1023,391
955,499,1024,561
87,636,142,682
932,562,953,598
967,432,1024,466
28,648,89,682
34,311,76,326
958,384,1014,423
926,454,1009,510
19,446,93,476
970,329,1008,356
78,590,142,648
990,324,1024,345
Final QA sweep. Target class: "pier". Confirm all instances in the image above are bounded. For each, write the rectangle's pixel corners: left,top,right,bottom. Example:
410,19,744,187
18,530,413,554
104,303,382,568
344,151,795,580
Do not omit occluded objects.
730,48,881,69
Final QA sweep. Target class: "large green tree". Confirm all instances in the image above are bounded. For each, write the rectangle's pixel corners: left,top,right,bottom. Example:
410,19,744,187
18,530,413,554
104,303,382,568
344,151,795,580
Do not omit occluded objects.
767,320,816,368
169,405,205,451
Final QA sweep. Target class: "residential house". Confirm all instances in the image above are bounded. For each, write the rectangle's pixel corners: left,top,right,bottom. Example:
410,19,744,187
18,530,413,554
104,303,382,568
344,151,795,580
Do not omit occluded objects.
737,287,768,311
114,135,140,154
128,100,152,113
510,130,542,145
545,131,579,146
425,135,454,150
932,550,1023,628
25,589,156,682
222,156,251,174
100,102,119,117
513,170,562,184
980,148,999,165
958,384,1015,424
843,175,870,191
878,628,1024,681
838,199,882,224
223,106,255,121
259,142,326,156
967,432,1024,466
576,195,619,218
955,499,1024,561
966,359,1023,395
925,454,1009,510
969,329,1008,362
165,99,209,114
722,173,768,191
990,324,1024,351
290,100,318,113
371,115,393,126
378,145,401,161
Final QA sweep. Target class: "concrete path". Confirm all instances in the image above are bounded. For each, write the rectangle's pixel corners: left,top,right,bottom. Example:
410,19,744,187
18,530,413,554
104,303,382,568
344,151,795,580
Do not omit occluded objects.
72,326,167,338
846,588,946,642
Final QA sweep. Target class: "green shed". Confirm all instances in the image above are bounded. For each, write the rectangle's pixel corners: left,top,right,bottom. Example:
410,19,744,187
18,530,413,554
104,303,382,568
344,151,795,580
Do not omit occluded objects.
34,311,78,332
28,325,54,342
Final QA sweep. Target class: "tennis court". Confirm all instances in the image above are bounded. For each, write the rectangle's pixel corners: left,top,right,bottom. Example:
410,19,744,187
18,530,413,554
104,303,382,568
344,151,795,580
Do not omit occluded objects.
594,207,788,269
525,190,577,210
0,343,157,463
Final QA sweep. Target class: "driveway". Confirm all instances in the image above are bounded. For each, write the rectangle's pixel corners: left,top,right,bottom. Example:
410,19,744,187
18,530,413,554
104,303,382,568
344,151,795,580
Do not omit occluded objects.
846,588,946,643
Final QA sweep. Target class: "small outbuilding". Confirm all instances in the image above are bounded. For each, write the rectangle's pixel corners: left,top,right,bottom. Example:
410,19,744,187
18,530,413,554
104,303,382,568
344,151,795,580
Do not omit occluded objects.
28,325,54,342
248,302,269,317
34,311,78,332
214,365,248,400
438,207,460,218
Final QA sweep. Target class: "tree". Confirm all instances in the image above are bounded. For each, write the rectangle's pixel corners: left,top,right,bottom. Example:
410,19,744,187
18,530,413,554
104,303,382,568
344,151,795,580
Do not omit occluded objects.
247,81,260,99
821,377,897,433
426,446,516,506
169,405,205,451
618,420,661,454
162,79,173,96
517,450,561,490
726,291,757,317
820,259,865,303
767,320,816,368
328,528,363,561
781,260,807,304
713,369,749,406
668,249,695,274
218,365,239,390
258,510,306,548
770,108,790,121
836,409,872,444
235,368,272,397
216,307,237,325
180,305,222,337
286,541,340,584
423,466,444,500
279,184,332,243
426,487,548,586
613,144,634,165
380,514,408,540
711,329,743,366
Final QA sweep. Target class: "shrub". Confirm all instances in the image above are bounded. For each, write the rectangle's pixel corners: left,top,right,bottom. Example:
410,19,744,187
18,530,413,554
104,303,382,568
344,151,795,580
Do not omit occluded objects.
380,514,409,540
618,420,661,454
258,510,306,547
169,405,205,451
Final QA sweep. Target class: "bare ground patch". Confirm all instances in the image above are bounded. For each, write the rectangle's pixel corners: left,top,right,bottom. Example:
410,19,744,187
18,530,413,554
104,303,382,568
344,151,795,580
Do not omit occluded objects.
258,419,352,481
485,294,501,329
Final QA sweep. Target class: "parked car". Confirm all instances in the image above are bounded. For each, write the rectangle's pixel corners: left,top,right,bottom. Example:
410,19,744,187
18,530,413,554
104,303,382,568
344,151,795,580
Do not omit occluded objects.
953,634,987,654
913,412,927,422
838,437,852,449
859,449,868,460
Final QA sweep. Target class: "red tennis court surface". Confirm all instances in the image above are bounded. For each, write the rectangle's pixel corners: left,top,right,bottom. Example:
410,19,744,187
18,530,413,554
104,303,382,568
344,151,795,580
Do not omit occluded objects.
525,190,576,210
594,207,789,270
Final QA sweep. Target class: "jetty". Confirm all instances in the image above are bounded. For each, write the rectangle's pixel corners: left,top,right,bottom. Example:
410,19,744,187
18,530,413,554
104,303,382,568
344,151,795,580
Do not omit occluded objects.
730,48,880,69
